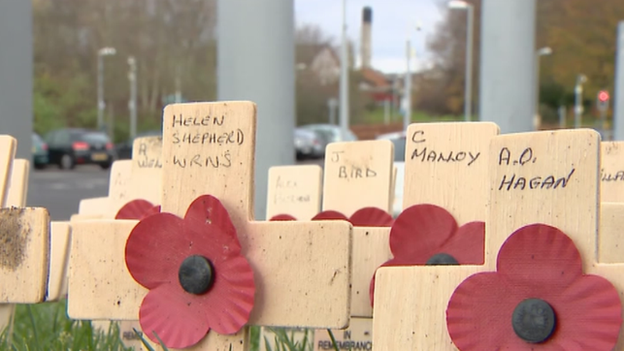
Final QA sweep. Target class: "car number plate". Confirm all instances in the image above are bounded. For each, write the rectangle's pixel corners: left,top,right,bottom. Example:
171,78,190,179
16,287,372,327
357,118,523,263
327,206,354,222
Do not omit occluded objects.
91,153,107,161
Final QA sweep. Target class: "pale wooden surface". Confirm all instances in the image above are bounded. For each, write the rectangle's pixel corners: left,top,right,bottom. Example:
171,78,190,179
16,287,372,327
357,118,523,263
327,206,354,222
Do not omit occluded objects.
486,129,597,268
69,102,353,351
601,141,624,202
389,165,397,213
322,140,394,215
108,160,133,216
261,164,323,351
6,159,28,207
0,136,17,206
46,221,71,301
266,165,322,220
314,139,394,350
373,129,624,350
68,220,147,317
130,136,162,204
75,139,161,350
0,208,50,303
70,213,105,221
373,265,485,350
403,122,499,223
77,197,109,216
369,123,498,350
599,202,624,263
0,154,24,333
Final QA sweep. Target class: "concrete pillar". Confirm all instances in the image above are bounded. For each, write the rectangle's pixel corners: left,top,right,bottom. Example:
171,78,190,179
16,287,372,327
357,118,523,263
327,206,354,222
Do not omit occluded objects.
217,0,295,220
613,22,624,140
479,0,536,133
0,0,33,158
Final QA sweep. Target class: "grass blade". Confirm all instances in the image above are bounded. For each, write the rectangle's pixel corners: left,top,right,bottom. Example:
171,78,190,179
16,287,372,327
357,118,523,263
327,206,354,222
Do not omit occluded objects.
326,329,340,351
133,328,156,351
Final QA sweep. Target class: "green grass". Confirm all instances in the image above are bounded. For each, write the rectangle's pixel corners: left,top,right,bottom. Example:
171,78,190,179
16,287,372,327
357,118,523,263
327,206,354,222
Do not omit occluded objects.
0,300,130,351
0,302,340,351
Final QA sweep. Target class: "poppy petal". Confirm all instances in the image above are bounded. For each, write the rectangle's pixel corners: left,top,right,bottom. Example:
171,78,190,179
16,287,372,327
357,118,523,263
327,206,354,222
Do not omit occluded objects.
138,283,210,349
184,195,241,251
125,213,188,289
446,272,517,350
497,224,582,286
550,274,622,350
438,221,485,264
269,214,297,221
115,199,157,220
200,255,256,334
312,210,349,221
350,207,394,227
144,205,161,218
389,204,458,260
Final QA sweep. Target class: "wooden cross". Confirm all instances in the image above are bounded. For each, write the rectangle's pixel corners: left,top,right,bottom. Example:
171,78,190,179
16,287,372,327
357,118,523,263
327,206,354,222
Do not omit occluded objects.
373,128,624,350
0,158,28,333
265,165,322,220
0,156,71,335
600,141,624,202
0,136,50,305
74,137,162,221
128,135,162,205
597,141,624,265
260,165,322,350
312,139,394,350
72,160,132,220
368,122,496,350
68,101,353,350
72,137,163,349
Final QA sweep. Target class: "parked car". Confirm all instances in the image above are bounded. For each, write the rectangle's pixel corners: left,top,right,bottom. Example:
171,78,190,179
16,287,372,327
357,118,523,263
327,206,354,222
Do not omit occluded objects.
377,131,406,217
295,128,324,160
299,124,358,149
32,133,49,169
115,130,162,160
44,128,116,170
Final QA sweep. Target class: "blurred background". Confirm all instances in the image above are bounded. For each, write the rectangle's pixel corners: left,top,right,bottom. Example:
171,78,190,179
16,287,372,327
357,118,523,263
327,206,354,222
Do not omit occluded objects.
0,0,622,220
28,0,624,142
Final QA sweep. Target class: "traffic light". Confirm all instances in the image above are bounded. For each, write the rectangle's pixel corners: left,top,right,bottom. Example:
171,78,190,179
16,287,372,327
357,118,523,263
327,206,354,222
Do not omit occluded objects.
597,90,610,112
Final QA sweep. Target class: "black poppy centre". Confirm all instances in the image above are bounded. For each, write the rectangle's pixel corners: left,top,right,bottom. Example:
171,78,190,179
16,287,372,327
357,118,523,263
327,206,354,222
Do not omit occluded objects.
426,253,459,265
178,255,215,295
512,298,556,343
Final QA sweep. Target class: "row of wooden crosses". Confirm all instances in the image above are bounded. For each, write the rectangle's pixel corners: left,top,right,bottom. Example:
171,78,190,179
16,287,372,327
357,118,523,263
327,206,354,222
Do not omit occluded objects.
1,101,624,351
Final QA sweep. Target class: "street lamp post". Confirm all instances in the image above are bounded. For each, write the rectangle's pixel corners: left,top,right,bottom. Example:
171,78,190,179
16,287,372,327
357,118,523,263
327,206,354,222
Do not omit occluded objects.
448,0,474,122
404,39,412,132
574,74,587,128
128,56,137,140
533,47,552,130
97,47,116,131
339,0,349,136
404,23,422,132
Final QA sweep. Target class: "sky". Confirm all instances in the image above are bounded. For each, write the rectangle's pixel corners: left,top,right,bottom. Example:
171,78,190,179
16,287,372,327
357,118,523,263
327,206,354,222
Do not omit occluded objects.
295,0,445,74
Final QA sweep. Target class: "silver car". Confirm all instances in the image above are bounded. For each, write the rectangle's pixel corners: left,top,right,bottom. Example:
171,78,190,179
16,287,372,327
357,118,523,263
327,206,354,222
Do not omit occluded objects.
299,124,358,148
295,128,324,160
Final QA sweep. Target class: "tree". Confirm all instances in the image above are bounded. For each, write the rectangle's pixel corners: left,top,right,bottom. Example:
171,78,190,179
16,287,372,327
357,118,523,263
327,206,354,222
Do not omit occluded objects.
32,0,218,140
421,0,624,121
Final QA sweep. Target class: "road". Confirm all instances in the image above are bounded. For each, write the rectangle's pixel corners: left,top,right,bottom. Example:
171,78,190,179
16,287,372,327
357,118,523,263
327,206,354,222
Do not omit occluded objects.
27,159,323,221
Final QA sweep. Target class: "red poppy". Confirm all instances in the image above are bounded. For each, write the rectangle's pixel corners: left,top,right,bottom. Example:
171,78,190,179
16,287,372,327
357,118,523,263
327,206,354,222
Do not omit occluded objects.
446,224,622,350
116,199,161,220
269,207,393,226
125,195,255,349
269,214,297,221
369,204,485,305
